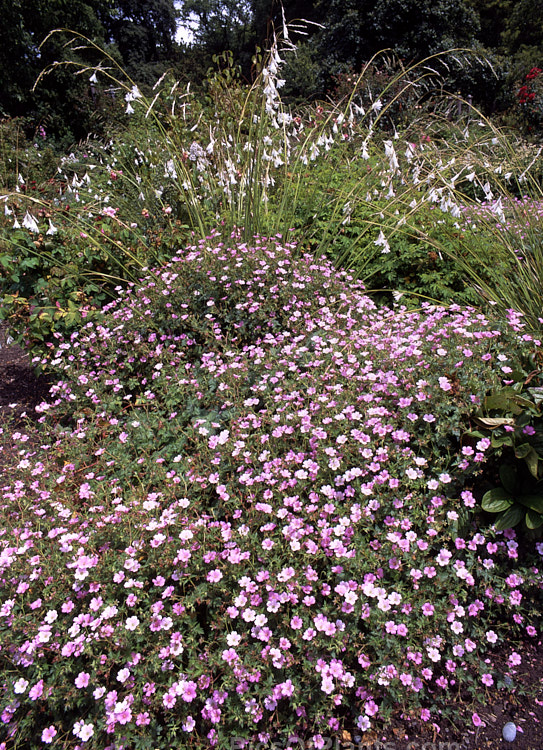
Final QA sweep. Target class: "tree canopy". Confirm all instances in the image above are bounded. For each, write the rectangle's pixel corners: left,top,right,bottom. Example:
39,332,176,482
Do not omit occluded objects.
1,0,542,144
315,0,480,74
0,0,177,143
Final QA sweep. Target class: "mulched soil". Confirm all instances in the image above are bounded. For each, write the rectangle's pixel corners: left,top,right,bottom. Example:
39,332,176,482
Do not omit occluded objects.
0,330,52,425
1,337,543,749
375,639,543,749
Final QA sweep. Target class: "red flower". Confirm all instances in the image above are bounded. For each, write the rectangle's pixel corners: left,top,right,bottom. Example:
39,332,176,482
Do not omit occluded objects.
517,84,530,103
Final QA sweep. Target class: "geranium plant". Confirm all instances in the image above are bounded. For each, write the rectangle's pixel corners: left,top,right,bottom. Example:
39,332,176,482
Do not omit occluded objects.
1,235,542,749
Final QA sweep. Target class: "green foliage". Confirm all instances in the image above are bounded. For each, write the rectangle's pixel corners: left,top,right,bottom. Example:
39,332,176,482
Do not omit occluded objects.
311,0,481,89
0,0,111,143
1,213,113,351
482,465,543,531
283,158,497,306
100,0,178,82
1,235,542,748
469,357,543,532
450,198,543,335
172,0,533,122
3,30,543,367
178,0,257,75
280,41,323,102
2,0,541,147
466,0,514,51
0,119,59,192
2,31,543,743
501,0,543,56
0,0,178,144
362,214,502,307
0,138,189,354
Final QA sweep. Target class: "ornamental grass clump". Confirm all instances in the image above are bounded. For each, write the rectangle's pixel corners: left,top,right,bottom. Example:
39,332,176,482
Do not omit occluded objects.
379,110,543,335
1,234,542,749
4,28,543,351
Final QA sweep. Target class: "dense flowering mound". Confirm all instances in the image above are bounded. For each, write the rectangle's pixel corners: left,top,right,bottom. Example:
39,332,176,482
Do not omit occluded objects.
1,234,542,749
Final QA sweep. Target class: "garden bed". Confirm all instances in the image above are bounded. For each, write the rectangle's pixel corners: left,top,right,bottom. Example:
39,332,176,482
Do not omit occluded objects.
0,356,542,748
1,239,543,749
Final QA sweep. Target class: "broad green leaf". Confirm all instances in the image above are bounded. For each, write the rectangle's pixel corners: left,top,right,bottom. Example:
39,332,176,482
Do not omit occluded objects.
510,394,537,410
483,392,515,410
482,487,513,513
483,392,522,415
495,505,525,530
525,509,543,530
499,464,517,493
515,443,532,459
525,448,541,479
491,433,513,448
528,387,543,405
518,493,543,513
463,430,485,440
